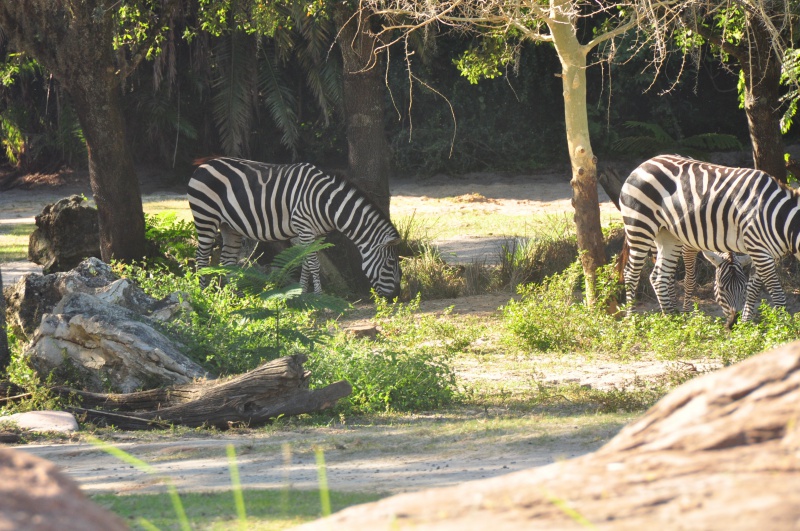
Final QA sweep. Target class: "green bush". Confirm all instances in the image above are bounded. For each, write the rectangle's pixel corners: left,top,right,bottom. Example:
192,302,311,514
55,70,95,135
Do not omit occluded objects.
503,259,800,363
307,296,467,414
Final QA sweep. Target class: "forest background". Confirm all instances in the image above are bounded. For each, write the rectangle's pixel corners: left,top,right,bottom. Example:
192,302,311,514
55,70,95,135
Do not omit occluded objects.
0,2,781,188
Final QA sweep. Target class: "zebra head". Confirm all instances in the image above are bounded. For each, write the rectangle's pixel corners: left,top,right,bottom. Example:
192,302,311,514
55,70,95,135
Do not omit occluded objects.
703,251,752,329
362,235,402,299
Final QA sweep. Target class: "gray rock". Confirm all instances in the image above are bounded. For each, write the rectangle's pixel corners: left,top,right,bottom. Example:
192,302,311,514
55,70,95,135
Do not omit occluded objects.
25,292,209,393
5,257,191,340
28,195,101,274
4,410,79,433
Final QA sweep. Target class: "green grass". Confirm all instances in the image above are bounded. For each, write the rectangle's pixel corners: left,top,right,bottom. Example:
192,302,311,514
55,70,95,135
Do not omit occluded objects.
393,211,621,240
93,489,383,530
0,222,34,261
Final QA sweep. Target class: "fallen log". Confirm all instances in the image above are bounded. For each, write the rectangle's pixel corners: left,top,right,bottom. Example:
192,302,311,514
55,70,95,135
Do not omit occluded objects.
49,354,350,430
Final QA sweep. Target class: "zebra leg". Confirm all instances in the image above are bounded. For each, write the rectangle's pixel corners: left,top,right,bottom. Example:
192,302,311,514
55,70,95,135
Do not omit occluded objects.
623,242,651,316
682,247,699,312
300,252,323,294
650,231,682,314
743,254,783,321
195,222,219,289
741,270,764,322
220,224,244,266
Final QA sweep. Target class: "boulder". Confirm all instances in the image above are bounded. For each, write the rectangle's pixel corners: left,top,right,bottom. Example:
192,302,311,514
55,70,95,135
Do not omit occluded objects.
0,447,127,531
28,195,101,274
25,291,209,393
297,341,800,530
5,257,190,340
4,410,79,434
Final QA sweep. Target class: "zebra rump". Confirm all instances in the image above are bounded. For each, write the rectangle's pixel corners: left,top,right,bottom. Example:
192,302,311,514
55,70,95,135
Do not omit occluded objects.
188,157,402,298
619,154,800,323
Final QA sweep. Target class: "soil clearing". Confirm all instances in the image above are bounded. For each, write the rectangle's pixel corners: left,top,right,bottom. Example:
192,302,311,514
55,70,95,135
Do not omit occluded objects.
1,168,706,497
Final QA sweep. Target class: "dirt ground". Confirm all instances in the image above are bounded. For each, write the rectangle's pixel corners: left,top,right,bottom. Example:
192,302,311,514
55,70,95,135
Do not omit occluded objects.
0,168,705,497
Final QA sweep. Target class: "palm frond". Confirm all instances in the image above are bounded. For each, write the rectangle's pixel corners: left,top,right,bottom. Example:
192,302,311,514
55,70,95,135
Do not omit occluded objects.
680,133,743,151
211,32,257,157
258,44,300,157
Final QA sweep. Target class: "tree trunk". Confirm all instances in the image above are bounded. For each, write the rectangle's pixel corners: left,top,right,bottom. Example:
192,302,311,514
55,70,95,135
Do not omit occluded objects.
549,9,606,305
0,0,147,262
0,268,9,373
742,13,786,183
335,7,392,216
67,80,147,262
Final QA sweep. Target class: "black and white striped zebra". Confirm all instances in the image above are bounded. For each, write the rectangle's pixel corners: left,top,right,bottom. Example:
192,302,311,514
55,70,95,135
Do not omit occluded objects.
619,154,798,323
188,157,402,298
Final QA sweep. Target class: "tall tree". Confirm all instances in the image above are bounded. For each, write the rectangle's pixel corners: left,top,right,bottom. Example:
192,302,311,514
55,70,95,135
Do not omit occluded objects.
0,268,8,373
334,7,393,215
0,1,171,262
369,0,656,302
678,1,798,182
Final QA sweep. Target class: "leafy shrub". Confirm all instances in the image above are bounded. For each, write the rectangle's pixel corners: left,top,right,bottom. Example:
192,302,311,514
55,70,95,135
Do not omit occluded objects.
503,259,800,363
498,235,578,290
401,244,463,300
144,213,197,264
307,296,467,414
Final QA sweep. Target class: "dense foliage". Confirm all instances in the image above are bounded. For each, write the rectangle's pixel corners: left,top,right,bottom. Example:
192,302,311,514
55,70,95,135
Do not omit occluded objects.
0,8,766,181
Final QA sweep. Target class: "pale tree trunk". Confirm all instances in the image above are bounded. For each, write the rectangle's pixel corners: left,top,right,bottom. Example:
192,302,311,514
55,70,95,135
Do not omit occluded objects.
549,8,606,305
0,267,9,373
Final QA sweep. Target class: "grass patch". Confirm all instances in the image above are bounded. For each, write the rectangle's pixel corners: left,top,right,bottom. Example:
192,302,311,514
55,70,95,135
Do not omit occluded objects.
0,222,34,261
93,489,383,530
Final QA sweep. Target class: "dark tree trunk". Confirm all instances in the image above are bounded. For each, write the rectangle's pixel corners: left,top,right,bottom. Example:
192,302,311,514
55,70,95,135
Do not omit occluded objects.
742,14,786,183
335,8,392,216
0,268,9,373
0,0,147,262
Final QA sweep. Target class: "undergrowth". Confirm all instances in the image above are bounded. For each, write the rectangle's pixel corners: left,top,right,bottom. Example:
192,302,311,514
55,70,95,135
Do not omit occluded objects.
502,260,800,365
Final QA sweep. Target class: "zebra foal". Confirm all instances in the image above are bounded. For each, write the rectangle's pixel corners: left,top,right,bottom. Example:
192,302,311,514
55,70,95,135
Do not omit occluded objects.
188,158,402,298
620,154,796,324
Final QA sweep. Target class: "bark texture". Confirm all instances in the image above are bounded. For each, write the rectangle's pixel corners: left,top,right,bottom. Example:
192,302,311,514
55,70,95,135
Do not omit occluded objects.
549,5,606,302
335,8,392,216
55,355,352,430
298,340,800,530
0,266,8,373
0,0,147,261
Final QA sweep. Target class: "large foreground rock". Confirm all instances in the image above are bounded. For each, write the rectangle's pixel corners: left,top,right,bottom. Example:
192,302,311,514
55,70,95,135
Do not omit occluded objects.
0,447,127,530
299,342,800,530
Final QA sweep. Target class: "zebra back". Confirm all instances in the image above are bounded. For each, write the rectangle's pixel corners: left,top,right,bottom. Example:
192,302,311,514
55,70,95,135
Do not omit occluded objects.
188,157,401,297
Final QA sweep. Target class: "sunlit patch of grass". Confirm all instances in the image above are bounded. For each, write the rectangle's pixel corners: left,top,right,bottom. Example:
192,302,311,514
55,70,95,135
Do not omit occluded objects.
93,489,383,530
142,196,192,221
0,222,34,262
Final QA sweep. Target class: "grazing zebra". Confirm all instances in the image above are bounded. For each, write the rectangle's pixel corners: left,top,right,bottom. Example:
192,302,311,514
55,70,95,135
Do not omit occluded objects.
188,157,402,298
620,154,798,323
682,248,750,328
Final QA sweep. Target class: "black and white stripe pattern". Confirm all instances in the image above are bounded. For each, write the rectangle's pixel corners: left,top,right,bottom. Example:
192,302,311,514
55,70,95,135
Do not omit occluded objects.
188,158,402,298
620,154,800,322
682,248,750,328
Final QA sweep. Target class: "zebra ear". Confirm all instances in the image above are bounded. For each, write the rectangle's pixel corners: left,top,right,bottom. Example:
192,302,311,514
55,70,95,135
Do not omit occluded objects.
702,251,725,267
737,254,753,268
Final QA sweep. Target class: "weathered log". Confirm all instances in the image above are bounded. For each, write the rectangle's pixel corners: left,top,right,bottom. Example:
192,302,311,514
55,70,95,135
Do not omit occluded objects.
57,354,351,430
